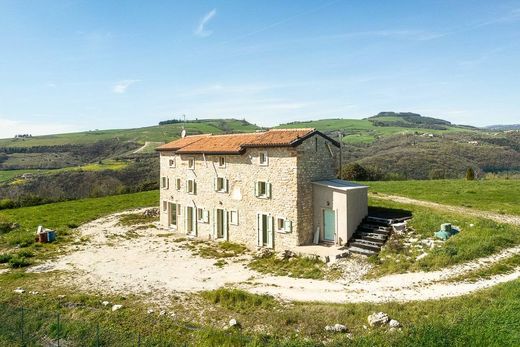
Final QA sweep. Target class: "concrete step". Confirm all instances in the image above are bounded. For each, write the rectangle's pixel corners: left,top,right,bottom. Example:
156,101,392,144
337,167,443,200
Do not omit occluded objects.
351,237,384,246
349,241,381,252
358,226,391,236
360,222,392,232
348,246,378,256
355,231,388,241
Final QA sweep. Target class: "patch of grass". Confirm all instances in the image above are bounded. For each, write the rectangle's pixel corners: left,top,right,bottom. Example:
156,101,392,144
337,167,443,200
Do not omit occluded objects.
0,271,519,346
200,288,276,312
368,198,520,276
249,255,328,279
448,254,520,283
213,259,227,268
118,213,157,226
0,191,158,263
191,241,248,259
364,179,520,216
7,256,32,268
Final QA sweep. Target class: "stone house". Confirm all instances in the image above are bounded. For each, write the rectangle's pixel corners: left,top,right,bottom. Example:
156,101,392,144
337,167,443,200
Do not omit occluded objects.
156,128,368,250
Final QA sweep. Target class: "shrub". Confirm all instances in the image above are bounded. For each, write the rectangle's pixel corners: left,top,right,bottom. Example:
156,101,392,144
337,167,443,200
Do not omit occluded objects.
341,163,370,180
200,288,275,312
0,215,14,234
8,256,32,268
0,253,12,263
466,167,476,180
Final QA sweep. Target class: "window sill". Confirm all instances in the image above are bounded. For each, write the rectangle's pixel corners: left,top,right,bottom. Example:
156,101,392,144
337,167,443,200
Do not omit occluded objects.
256,195,270,199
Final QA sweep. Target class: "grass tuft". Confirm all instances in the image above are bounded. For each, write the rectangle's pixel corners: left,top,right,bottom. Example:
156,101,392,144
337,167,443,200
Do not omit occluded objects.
200,288,276,312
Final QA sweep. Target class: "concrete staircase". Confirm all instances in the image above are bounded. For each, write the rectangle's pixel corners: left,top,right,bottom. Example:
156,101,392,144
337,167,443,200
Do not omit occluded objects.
347,217,395,256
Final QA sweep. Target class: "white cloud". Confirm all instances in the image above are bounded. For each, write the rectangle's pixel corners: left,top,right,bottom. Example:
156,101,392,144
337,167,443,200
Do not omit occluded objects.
0,117,78,138
112,80,139,94
194,9,217,37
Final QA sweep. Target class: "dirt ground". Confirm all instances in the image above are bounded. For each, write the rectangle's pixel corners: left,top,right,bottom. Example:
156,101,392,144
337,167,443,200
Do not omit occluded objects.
29,208,520,304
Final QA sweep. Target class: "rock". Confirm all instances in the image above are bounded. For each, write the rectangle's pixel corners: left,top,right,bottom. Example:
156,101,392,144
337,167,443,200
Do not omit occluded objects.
325,323,348,332
13,288,25,294
101,301,110,306
111,304,123,311
29,291,39,295
147,309,154,314
389,319,401,328
368,312,389,327
255,248,273,258
143,208,160,218
276,250,295,261
159,310,166,316
229,319,240,328
57,295,66,299
416,252,428,261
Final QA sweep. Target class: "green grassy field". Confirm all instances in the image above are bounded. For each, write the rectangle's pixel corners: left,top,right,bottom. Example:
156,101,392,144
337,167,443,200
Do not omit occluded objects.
0,119,260,148
0,190,158,251
278,118,474,144
0,160,129,183
0,273,518,346
366,179,520,216
368,197,520,276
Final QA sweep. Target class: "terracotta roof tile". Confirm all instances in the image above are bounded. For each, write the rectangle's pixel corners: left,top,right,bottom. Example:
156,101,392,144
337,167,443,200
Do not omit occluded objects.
156,128,319,154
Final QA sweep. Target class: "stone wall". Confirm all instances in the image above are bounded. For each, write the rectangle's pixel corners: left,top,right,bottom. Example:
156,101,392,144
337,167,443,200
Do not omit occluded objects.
159,133,340,250
159,147,300,250
296,135,339,245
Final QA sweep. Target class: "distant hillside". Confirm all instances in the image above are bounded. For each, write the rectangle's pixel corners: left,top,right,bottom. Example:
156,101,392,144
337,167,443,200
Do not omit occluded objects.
485,124,520,131
279,112,477,144
0,119,260,148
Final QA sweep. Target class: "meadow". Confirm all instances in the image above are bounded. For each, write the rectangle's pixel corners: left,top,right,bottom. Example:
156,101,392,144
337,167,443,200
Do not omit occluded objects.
366,179,520,216
0,160,129,183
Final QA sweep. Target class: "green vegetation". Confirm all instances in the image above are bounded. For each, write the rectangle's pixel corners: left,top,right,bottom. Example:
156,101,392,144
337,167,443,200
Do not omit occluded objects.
0,272,519,346
184,240,248,259
200,288,276,312
0,160,128,183
368,198,520,276
0,190,158,252
448,254,520,283
366,179,520,216
117,212,158,226
279,116,473,144
0,119,259,148
248,254,342,280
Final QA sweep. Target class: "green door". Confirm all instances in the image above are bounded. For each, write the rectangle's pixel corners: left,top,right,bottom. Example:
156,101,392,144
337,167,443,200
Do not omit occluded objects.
323,209,335,241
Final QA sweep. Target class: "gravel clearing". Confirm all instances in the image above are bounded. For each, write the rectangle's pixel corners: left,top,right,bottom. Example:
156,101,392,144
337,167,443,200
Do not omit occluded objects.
29,208,520,303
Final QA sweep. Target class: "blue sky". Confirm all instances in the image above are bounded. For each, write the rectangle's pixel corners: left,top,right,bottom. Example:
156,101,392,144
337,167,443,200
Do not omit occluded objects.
1,0,519,137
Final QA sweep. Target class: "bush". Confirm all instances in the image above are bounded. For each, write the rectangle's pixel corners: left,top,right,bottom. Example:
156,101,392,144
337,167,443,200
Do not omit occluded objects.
200,288,275,312
0,215,14,234
466,167,475,180
8,256,32,268
341,163,370,180
0,253,12,263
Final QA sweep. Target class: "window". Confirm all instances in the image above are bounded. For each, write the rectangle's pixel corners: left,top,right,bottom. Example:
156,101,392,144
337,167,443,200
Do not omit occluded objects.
276,217,292,233
218,156,226,168
229,210,239,225
255,181,271,199
169,157,176,168
214,177,228,193
176,178,181,191
197,208,209,223
187,179,197,194
315,137,318,152
188,157,195,169
161,177,169,189
162,201,168,213
259,151,268,166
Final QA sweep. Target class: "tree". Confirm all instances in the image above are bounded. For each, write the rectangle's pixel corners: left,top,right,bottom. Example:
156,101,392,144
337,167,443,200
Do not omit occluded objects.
465,167,475,180
341,163,370,181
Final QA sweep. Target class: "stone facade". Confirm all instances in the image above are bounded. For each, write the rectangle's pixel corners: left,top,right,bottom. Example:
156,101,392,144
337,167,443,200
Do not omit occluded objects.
159,133,339,250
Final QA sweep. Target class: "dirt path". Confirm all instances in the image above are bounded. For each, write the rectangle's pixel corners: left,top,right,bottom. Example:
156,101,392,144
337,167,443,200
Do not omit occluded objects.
29,209,520,304
371,193,520,226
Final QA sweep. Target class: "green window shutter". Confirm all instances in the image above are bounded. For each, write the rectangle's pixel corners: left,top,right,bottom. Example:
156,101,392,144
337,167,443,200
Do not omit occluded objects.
285,220,292,233
255,181,259,197
267,216,274,248
194,181,197,194
223,211,229,241
257,214,262,246
225,179,229,193
267,183,272,199
212,209,216,239
193,208,198,236
214,177,218,191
